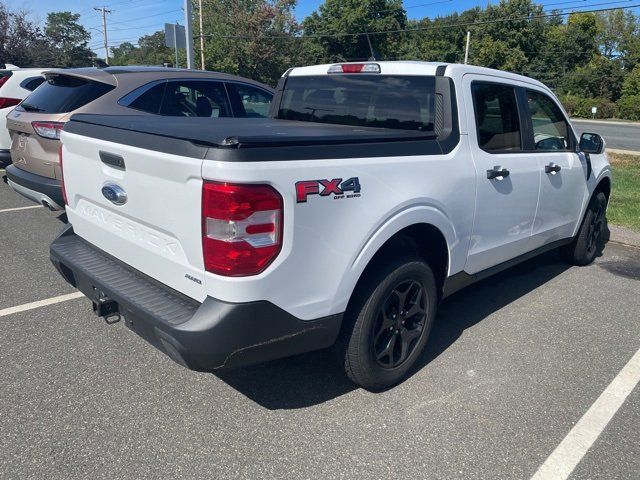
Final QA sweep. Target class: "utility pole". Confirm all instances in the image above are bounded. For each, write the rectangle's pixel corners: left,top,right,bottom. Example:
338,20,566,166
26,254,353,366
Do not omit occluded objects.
199,0,205,70
464,31,471,65
173,23,179,68
94,7,112,65
184,0,195,69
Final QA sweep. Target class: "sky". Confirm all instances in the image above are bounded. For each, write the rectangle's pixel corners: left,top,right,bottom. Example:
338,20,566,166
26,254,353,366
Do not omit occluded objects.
3,0,492,55
5,0,640,56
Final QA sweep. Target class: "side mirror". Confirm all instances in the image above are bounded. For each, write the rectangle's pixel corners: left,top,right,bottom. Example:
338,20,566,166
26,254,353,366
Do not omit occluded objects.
579,132,605,155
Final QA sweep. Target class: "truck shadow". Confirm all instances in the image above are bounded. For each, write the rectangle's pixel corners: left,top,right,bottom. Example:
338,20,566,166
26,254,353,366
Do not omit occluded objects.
214,237,609,410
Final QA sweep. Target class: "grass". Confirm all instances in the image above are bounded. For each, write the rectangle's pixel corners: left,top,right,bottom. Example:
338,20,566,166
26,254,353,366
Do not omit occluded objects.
607,153,640,232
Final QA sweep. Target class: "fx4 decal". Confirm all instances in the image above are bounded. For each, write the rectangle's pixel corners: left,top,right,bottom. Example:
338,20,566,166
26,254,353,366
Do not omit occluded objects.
296,177,361,203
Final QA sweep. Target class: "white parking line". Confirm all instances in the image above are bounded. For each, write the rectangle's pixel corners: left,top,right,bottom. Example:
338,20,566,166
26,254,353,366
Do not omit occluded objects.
0,205,43,213
0,292,84,318
531,347,640,480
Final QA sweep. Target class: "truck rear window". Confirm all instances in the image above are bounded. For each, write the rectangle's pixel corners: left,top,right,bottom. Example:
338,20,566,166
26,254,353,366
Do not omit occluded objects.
278,75,436,133
16,75,114,114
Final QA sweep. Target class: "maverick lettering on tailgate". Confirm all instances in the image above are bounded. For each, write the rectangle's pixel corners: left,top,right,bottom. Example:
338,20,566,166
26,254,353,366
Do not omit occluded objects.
296,177,361,203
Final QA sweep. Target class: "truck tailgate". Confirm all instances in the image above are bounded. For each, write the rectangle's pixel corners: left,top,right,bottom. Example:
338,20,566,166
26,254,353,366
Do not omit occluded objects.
61,131,206,301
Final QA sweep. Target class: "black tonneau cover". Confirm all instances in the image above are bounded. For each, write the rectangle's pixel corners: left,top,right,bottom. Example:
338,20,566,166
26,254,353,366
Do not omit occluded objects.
64,114,456,162
66,114,435,148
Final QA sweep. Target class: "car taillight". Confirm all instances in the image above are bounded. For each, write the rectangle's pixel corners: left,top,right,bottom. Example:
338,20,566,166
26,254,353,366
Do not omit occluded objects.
0,75,10,88
0,97,21,108
202,181,283,276
32,121,64,140
58,144,68,206
327,63,381,74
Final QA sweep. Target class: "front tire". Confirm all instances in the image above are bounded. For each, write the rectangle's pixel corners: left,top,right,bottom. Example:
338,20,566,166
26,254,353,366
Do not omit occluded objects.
562,191,608,266
341,256,437,391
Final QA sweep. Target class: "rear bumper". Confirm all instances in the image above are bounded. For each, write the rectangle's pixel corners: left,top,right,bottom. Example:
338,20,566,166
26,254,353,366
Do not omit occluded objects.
5,164,64,210
49,226,342,370
0,149,10,167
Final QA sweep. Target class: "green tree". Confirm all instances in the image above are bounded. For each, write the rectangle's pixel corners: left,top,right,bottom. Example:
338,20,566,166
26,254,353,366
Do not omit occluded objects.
197,0,299,85
0,4,52,66
109,32,177,67
621,64,640,96
110,42,137,65
44,11,93,67
400,9,482,63
532,12,599,91
563,56,625,100
597,10,638,67
469,0,549,75
137,31,175,65
302,0,407,62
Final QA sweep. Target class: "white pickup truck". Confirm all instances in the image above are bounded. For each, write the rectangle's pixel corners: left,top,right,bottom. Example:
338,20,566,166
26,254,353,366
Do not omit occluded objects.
50,62,611,390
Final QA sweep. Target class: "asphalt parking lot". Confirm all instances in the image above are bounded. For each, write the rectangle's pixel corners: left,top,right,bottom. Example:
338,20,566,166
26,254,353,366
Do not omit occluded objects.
0,175,638,480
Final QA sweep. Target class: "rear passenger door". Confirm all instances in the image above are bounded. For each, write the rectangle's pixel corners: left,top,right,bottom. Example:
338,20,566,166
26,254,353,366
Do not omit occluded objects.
463,77,541,274
523,88,587,247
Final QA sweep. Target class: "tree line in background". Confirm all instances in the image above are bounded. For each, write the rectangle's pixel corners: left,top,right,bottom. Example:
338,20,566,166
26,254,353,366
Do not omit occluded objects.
0,6,95,68
3,0,640,120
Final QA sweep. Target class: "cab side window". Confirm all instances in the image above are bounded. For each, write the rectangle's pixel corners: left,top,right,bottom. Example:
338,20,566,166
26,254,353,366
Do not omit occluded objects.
472,83,522,153
526,90,571,151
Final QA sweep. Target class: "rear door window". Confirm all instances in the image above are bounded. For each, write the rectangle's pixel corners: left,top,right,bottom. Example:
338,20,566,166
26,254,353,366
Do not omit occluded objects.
127,82,166,114
227,83,272,118
472,83,522,152
278,75,436,133
160,80,231,117
15,75,114,113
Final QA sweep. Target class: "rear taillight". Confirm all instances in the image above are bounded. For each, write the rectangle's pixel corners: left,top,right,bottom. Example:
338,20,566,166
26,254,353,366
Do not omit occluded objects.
32,121,64,140
58,144,68,206
202,181,283,276
0,97,21,109
0,75,10,88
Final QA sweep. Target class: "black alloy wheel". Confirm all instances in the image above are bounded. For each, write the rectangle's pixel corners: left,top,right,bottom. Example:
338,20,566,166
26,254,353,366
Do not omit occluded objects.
586,202,605,257
372,280,427,369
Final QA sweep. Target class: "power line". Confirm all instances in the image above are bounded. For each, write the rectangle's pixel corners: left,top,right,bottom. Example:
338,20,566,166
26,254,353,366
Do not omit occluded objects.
109,22,168,32
107,8,182,27
199,3,640,39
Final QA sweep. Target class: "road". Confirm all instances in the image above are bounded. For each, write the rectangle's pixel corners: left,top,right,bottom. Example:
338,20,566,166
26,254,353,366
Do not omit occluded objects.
572,119,640,152
0,178,639,479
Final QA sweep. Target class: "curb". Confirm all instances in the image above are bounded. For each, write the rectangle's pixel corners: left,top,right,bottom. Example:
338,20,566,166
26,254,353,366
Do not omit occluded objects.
609,225,640,248
571,118,640,127
607,148,640,157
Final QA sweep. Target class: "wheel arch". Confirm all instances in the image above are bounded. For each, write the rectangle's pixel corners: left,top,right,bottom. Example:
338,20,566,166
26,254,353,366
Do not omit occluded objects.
337,207,455,320
595,175,611,201
354,223,450,297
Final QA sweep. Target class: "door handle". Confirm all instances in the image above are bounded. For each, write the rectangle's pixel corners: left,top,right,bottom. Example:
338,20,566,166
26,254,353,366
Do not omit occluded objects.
545,163,561,174
99,151,126,170
486,167,510,180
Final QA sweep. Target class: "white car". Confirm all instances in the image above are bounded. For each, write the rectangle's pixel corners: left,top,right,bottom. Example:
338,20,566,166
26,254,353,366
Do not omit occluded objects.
0,67,47,165
50,62,611,390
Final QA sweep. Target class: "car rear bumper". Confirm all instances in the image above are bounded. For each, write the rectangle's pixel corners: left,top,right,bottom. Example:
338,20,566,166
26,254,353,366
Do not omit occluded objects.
4,164,64,210
0,149,11,167
49,225,342,370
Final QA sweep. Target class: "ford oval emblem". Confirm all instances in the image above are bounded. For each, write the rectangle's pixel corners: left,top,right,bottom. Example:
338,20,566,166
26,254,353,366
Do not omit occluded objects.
101,183,127,206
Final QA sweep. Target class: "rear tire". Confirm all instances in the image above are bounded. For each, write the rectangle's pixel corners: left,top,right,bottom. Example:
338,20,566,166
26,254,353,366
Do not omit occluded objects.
561,191,608,266
341,256,437,391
